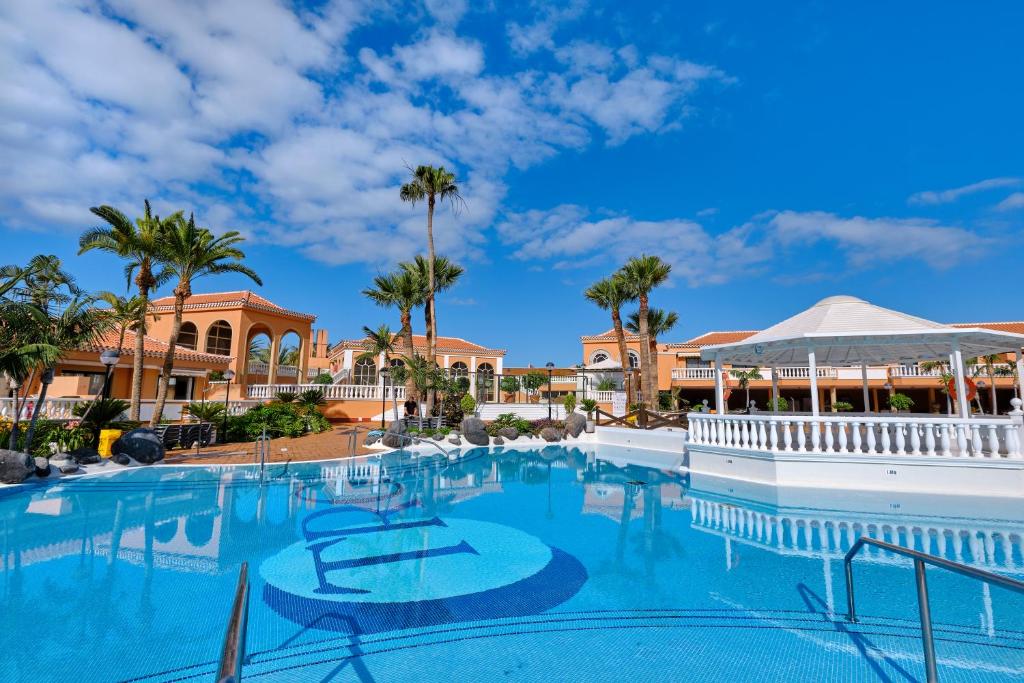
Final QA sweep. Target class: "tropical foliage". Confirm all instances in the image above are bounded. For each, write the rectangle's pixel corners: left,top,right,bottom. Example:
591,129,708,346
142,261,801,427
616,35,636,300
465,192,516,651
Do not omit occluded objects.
584,275,636,403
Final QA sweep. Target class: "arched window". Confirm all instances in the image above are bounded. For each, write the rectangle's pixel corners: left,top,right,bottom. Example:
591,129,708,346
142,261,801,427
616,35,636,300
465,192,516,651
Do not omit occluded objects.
590,350,609,364
450,361,468,377
206,321,232,356
178,322,198,350
354,356,377,385
476,362,495,402
383,358,404,385
627,351,640,369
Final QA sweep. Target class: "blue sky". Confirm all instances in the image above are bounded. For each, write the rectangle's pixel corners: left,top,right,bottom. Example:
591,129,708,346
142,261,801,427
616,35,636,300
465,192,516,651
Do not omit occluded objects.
1,1,1022,365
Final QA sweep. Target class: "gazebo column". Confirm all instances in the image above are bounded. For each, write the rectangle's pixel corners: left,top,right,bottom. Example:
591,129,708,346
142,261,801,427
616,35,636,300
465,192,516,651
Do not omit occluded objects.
807,347,820,416
770,367,779,412
713,352,725,414
952,340,970,419
1016,349,1023,400
860,364,870,413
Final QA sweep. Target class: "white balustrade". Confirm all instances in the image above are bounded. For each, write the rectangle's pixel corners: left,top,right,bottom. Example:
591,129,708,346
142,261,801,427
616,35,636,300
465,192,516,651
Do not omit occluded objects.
592,391,615,402
247,383,406,401
0,397,82,421
687,410,1024,460
672,368,716,380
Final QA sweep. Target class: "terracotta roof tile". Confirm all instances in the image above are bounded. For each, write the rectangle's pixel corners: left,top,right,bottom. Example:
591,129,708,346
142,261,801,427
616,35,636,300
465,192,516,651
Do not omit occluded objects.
332,334,506,357
666,330,758,349
951,321,1024,335
580,329,641,342
150,290,316,322
80,329,232,365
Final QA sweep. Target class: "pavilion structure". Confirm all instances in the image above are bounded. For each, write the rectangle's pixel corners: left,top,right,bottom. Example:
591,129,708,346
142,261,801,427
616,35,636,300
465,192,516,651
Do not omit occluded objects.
686,296,1024,496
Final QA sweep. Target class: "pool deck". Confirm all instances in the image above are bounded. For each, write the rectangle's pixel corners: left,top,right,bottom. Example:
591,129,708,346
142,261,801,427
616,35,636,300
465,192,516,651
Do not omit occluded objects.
163,425,378,465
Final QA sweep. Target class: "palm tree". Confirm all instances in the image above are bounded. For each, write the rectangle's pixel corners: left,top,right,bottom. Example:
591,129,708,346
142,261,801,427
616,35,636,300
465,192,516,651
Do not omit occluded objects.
729,366,762,411
617,256,672,408
80,201,177,420
584,276,637,405
96,292,153,356
626,307,679,407
399,165,464,385
401,254,464,415
150,214,261,427
362,269,423,395
362,324,401,422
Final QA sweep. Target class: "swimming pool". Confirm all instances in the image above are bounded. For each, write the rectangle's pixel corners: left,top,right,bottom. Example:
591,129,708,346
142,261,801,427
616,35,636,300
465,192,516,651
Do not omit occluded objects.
1,444,1022,681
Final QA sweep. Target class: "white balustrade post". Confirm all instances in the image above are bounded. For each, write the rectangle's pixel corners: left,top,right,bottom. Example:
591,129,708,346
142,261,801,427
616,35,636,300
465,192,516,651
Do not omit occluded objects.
823,420,834,453
783,421,793,451
1007,398,1023,458
986,423,1000,456
970,423,983,456
924,423,936,457
837,420,848,453
879,423,891,455
894,422,906,455
850,420,862,453
713,353,724,414
909,422,921,456
939,424,952,457
865,422,876,453
769,419,779,451
796,420,807,451
757,419,768,450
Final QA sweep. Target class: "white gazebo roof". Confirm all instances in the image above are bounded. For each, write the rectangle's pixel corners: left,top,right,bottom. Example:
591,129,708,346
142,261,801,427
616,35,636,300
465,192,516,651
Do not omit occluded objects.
585,357,624,371
701,295,1024,366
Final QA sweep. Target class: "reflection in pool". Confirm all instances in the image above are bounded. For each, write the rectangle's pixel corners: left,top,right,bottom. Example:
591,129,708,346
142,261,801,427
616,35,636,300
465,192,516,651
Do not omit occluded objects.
0,444,1022,681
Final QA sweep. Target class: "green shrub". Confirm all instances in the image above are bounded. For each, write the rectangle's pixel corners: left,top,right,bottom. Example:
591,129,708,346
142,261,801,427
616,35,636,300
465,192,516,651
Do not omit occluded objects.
0,420,95,458
297,388,326,408
657,391,673,410
275,391,297,403
579,398,598,416
499,376,521,394
209,370,225,382
832,401,854,412
563,393,577,414
187,401,226,422
521,372,548,393
888,393,914,412
313,372,334,384
769,397,789,411
596,378,616,392
224,402,331,442
460,393,477,415
72,398,131,431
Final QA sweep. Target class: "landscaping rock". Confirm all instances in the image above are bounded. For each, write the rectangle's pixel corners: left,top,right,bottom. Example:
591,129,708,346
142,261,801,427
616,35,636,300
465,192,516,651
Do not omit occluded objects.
432,433,444,441
51,458,79,474
564,413,586,438
493,436,504,445
382,421,409,448
448,436,462,446
461,417,489,446
112,429,165,465
112,453,131,466
69,447,101,465
498,427,519,441
364,432,382,446
0,450,34,484
34,456,52,477
540,427,563,442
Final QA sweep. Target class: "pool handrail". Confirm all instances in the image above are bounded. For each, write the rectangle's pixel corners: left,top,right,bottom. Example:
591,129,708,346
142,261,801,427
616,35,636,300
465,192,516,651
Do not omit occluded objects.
215,562,250,683
844,536,1024,682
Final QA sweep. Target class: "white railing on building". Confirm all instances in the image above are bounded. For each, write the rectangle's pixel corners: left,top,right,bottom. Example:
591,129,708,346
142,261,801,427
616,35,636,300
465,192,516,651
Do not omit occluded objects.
246,362,298,377
773,366,838,379
247,383,406,401
673,368,716,380
672,366,841,381
0,397,81,421
687,408,1024,460
592,391,615,402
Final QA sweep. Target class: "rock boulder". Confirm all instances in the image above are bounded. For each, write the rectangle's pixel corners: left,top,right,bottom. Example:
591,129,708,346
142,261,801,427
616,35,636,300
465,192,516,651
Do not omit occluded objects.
564,413,586,438
51,457,79,474
461,417,489,446
34,456,51,477
364,432,382,447
447,436,462,446
69,447,102,465
493,436,504,445
112,453,131,466
540,427,563,442
112,429,165,465
381,421,409,448
0,450,34,484
498,427,519,441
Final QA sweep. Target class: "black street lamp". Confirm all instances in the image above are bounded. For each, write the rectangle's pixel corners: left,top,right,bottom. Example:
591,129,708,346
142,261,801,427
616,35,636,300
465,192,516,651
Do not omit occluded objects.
221,369,236,442
99,349,120,399
378,367,390,430
545,361,555,420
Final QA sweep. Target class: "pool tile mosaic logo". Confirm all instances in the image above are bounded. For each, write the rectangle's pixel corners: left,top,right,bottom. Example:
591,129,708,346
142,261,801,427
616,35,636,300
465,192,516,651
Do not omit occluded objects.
260,506,587,633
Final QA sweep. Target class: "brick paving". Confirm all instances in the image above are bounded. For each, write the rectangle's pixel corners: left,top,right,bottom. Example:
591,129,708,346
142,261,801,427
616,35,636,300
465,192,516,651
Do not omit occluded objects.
164,425,378,465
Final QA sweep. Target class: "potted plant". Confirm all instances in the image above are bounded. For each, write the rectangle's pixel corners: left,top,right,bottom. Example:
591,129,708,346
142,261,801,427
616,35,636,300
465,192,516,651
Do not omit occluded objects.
521,372,547,404
563,392,576,417
499,375,521,403
580,398,598,433
460,393,477,418
833,401,854,412
887,393,914,413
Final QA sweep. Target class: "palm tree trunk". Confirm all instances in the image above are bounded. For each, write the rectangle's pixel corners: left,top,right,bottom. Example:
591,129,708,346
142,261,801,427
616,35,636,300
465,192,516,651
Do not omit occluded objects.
649,337,659,407
24,371,51,452
987,360,998,413
150,291,186,427
425,196,437,417
611,307,632,406
637,293,654,409
130,286,149,421
400,309,416,397
7,386,19,450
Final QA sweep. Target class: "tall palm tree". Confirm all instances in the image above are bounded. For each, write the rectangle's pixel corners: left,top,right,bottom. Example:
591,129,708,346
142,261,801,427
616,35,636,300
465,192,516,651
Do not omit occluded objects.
0,254,80,311
362,324,400,422
150,214,261,427
626,307,679,406
362,269,423,395
729,366,762,411
401,254,464,415
96,292,153,356
584,276,637,405
80,201,177,420
617,256,672,408
399,165,464,384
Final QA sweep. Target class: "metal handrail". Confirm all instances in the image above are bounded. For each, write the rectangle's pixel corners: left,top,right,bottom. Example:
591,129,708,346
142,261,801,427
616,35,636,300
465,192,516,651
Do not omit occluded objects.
844,536,1024,682
216,563,250,683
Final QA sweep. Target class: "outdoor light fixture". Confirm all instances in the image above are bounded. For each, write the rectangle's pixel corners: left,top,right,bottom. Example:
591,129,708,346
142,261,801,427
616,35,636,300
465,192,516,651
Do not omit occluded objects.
99,349,120,398
378,367,390,430
545,362,555,420
883,382,893,392
221,369,236,441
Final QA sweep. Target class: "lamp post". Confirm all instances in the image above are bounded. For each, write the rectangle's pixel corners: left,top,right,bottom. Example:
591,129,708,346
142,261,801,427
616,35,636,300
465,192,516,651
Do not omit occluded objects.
545,362,555,420
883,381,893,413
976,379,987,415
99,349,120,399
221,369,236,442
378,367,390,430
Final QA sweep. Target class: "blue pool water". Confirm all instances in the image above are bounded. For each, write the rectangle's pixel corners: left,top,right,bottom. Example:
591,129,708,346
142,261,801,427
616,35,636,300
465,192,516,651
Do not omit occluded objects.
1,443,1022,681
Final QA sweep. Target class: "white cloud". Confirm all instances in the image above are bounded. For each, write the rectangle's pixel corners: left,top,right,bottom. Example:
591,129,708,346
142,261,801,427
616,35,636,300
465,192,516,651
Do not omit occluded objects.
994,192,1024,211
908,177,1021,205
507,1,589,56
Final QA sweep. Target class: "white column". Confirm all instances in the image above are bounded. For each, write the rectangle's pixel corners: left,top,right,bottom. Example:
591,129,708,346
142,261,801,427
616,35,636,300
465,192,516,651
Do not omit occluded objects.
861,363,870,413
770,367,779,412
1016,350,1023,400
496,356,503,375
713,352,724,414
443,355,450,368
343,349,353,371
952,340,970,419
469,355,478,395
808,347,820,417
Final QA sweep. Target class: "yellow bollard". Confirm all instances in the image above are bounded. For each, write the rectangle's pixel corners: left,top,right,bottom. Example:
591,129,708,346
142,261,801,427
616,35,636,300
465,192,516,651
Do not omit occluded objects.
98,429,122,458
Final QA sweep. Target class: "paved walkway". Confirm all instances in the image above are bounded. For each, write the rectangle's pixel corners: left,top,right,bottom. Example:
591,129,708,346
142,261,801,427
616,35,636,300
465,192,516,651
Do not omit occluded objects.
164,425,378,465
